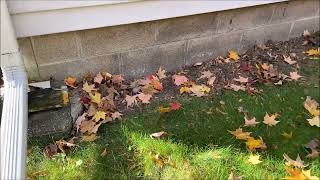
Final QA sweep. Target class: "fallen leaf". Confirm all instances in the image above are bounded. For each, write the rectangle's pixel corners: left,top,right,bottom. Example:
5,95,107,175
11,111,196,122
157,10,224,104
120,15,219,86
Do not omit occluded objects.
234,76,249,83
170,102,181,110
245,137,267,151
90,122,102,134
228,128,252,140
101,148,107,157
137,93,152,104
83,82,96,93
304,96,320,116
198,70,213,80
55,139,76,153
289,71,302,81
261,63,270,70
89,92,102,104
305,48,320,56
283,55,297,65
64,76,77,88
94,72,104,84
281,132,293,139
172,75,188,86
125,95,138,107
180,86,191,94
87,104,97,116
283,167,306,180
193,62,203,66
111,111,122,120
301,169,319,180
283,154,306,168
159,106,171,113
93,111,106,122
263,112,280,126
151,78,163,91
112,74,124,84
62,90,69,105
304,139,319,150
248,154,262,165
226,84,246,92
156,67,167,80
229,50,240,61
306,149,319,159
43,144,58,159
75,113,87,133
244,116,260,127
150,131,168,139
307,116,319,127
207,76,216,86
82,134,98,142
80,120,96,133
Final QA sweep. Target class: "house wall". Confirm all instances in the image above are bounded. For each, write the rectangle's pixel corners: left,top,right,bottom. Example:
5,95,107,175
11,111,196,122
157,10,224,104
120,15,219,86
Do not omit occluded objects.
19,0,320,81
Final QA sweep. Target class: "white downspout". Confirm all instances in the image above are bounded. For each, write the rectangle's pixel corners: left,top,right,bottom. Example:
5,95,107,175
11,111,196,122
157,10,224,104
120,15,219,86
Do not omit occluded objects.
0,0,28,179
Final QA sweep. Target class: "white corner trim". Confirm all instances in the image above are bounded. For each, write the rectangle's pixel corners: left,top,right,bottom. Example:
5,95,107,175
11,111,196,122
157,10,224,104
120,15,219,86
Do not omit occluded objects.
10,0,287,38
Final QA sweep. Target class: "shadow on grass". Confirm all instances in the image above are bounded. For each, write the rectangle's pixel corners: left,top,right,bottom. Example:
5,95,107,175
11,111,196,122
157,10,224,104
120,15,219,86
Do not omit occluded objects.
27,81,320,179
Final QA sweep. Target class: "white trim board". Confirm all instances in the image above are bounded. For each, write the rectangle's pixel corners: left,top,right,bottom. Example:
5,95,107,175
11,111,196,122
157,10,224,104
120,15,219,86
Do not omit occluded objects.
10,0,287,38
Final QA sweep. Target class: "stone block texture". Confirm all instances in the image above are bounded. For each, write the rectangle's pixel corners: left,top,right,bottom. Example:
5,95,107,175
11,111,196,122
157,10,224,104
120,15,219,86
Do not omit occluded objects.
19,0,319,81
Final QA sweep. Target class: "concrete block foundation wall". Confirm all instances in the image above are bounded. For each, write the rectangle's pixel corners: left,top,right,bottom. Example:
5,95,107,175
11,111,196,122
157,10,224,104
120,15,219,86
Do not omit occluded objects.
19,0,320,81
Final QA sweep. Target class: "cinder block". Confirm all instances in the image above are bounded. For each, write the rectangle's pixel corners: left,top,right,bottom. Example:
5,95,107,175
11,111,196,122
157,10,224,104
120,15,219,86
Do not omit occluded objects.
186,32,242,65
216,4,274,34
240,22,292,52
155,13,219,44
270,0,319,23
18,38,41,81
32,32,80,65
78,22,155,57
38,54,120,80
120,41,186,78
289,17,320,38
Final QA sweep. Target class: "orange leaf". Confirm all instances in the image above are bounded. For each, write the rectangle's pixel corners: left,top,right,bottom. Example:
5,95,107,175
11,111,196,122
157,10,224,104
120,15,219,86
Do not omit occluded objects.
64,76,77,88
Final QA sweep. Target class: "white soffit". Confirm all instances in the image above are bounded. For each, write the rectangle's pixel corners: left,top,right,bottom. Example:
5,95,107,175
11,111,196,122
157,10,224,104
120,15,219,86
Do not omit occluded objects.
8,0,287,38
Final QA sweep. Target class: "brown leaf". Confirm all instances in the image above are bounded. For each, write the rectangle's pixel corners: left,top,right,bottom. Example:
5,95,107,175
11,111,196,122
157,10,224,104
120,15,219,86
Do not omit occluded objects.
75,113,87,133
150,131,168,139
172,74,189,86
111,111,122,120
94,72,104,84
233,76,249,83
64,76,77,88
83,82,96,93
289,71,302,81
304,96,320,116
263,112,280,126
82,134,98,142
137,93,152,104
101,148,107,157
43,144,58,159
125,95,138,107
244,116,260,127
198,70,213,80
156,67,167,80
80,120,96,133
112,74,124,84
283,154,306,168
283,55,297,65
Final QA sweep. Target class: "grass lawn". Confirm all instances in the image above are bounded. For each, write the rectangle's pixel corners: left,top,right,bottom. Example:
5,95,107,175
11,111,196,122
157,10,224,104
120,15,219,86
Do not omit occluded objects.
27,78,320,179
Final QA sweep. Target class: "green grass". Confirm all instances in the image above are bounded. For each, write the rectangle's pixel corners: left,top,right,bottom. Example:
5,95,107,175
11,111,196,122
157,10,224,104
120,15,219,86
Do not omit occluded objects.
27,82,320,179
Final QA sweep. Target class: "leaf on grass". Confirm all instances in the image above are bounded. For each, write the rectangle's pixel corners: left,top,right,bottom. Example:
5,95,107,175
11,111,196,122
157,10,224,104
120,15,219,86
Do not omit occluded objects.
55,139,76,153
228,50,240,61
89,92,102,104
306,149,319,159
101,148,107,157
281,132,293,140
172,75,188,86
64,76,77,88
190,85,210,97
305,48,320,56
248,154,262,165
245,137,267,151
289,71,302,81
43,144,58,159
228,172,243,180
83,82,96,93
228,128,252,140
263,112,280,126
170,102,181,110
150,131,168,139
90,122,102,134
283,55,297,65
244,116,260,127
307,116,319,127
82,134,98,142
225,84,246,92
304,96,320,116
159,106,171,113
283,154,306,168
125,95,138,107
156,67,167,80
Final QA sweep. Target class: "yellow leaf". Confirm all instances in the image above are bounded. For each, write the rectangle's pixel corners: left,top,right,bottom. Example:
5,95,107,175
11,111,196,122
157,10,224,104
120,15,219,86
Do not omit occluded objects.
62,90,69,105
304,96,320,116
93,111,106,122
159,106,171,113
305,48,320,56
89,92,102,104
83,82,96,93
180,86,191,94
245,137,267,151
281,131,293,139
200,85,210,93
248,154,262,165
228,50,240,61
307,116,319,127
228,128,252,140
